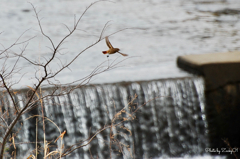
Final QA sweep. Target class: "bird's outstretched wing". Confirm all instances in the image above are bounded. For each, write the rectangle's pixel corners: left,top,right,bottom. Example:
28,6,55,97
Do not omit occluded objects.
118,52,128,56
105,36,113,49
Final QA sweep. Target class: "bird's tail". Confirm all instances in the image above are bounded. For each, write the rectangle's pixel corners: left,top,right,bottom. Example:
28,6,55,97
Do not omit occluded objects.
118,52,128,56
102,51,108,54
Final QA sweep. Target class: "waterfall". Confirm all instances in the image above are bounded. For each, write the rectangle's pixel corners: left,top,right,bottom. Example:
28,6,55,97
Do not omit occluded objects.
0,77,209,158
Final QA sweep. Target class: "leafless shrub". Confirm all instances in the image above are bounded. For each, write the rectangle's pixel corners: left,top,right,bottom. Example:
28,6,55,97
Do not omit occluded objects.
0,1,137,158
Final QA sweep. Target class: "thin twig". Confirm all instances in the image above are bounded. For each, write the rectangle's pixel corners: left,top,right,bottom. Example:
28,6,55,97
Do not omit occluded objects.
0,111,8,127
0,74,19,113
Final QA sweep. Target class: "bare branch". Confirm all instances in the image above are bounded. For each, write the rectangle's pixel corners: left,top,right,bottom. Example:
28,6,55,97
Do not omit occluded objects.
0,111,8,127
29,3,56,50
46,22,111,79
0,29,35,56
0,74,19,113
62,23,71,33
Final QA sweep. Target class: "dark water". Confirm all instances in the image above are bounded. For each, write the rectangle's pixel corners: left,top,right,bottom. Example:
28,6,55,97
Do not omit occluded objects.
0,77,211,158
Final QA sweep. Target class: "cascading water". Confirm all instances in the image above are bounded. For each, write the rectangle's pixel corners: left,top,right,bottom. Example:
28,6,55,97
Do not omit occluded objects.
0,77,210,158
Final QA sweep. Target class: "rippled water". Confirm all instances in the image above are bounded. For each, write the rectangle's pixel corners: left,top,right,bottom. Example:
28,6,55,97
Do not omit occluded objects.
1,0,240,88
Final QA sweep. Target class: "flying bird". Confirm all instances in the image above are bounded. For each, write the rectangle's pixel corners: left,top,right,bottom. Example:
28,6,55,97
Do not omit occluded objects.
102,36,128,57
